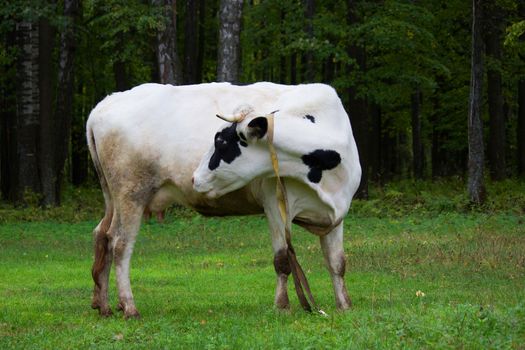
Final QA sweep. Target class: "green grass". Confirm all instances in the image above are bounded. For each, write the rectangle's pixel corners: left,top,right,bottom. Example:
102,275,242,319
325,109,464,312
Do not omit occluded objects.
1,209,524,349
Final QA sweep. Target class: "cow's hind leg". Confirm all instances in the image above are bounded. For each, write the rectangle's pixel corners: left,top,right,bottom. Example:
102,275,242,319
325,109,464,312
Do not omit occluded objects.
110,201,144,319
91,210,114,316
266,208,291,310
320,222,351,310
273,247,291,310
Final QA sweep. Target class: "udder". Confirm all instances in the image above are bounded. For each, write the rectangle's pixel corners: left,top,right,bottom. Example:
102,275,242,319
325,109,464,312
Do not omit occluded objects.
146,182,183,212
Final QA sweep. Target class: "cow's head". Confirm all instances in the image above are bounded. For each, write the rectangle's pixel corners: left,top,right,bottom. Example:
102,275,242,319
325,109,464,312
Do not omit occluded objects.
192,108,274,198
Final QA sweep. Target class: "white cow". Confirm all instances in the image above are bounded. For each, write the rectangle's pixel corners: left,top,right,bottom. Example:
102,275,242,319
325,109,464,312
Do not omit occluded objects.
86,82,361,318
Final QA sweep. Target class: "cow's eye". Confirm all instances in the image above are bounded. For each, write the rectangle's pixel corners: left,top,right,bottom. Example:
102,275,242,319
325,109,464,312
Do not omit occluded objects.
215,135,229,150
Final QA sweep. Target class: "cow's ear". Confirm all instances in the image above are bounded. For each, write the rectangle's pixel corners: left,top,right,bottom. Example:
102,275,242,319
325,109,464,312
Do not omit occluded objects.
246,116,268,139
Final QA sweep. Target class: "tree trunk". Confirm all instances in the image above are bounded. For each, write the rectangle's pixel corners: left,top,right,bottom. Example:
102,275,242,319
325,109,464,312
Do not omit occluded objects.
347,0,368,199
14,21,41,203
184,0,199,84
38,16,56,206
71,81,88,185
369,104,381,182
467,0,485,204
71,123,88,185
0,30,16,200
322,55,335,84
279,9,286,84
486,17,506,180
517,3,525,178
381,120,396,181
113,33,129,91
290,53,297,84
518,79,525,177
113,61,128,92
197,0,205,83
52,0,79,200
0,94,9,199
153,0,183,85
216,0,243,83
411,88,424,179
430,91,444,178
303,0,315,82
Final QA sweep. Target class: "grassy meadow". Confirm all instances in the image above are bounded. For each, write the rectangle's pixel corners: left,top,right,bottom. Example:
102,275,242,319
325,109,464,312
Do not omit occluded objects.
0,180,524,349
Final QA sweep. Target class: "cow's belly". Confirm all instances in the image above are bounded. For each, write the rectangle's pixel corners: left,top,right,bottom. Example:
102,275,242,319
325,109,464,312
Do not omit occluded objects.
147,181,263,217
284,178,340,236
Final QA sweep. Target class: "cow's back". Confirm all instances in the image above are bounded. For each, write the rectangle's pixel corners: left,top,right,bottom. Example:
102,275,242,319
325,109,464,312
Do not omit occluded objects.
86,82,288,214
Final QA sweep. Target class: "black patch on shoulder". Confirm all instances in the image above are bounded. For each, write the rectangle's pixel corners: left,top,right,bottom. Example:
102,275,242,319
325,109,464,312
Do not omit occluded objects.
208,123,243,170
303,115,315,123
301,149,341,183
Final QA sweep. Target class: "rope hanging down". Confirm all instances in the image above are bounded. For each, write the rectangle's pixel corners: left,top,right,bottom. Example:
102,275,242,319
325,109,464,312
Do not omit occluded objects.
266,113,327,316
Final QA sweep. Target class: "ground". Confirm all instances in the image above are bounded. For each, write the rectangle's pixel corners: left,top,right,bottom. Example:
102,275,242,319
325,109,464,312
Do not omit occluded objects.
0,200,524,349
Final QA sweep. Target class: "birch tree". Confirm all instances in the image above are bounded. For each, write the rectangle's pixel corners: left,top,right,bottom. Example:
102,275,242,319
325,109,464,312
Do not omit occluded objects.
14,20,41,203
217,0,243,83
153,0,182,85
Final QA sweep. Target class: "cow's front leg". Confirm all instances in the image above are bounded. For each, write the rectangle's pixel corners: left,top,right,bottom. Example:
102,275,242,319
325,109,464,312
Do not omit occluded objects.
112,205,143,319
320,222,351,310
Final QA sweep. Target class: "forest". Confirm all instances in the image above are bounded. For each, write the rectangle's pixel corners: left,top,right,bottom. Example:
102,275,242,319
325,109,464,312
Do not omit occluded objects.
0,0,524,207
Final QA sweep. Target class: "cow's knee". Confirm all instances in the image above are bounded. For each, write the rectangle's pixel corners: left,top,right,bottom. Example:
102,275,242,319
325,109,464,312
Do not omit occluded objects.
273,249,291,310
274,248,291,276
329,252,346,277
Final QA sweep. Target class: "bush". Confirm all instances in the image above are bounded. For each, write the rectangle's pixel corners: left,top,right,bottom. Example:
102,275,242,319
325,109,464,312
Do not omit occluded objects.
1,178,524,223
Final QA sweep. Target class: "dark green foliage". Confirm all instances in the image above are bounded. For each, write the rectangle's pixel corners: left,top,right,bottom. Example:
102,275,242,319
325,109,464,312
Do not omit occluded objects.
1,0,525,204
1,179,523,223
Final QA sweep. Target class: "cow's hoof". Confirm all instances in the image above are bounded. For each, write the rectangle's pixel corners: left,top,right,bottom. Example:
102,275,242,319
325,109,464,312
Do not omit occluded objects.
274,292,290,310
336,299,352,311
275,306,291,314
99,306,114,317
275,301,290,311
92,300,113,317
91,295,103,309
124,310,141,320
117,302,141,319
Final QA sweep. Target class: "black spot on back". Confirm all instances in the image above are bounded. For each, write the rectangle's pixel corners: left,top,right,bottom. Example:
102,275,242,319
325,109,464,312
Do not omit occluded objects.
304,115,315,123
208,123,244,170
301,149,341,183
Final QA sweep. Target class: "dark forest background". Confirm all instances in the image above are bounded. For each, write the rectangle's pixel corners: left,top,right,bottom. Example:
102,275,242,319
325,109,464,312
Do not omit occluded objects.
0,0,524,208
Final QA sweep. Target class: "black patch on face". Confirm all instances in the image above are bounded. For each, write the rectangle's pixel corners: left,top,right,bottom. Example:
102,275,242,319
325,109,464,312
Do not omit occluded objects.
301,149,341,183
304,115,315,123
208,123,244,170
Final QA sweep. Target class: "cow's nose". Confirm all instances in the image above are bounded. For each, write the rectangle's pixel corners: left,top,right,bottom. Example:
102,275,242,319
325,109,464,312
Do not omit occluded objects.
191,176,195,185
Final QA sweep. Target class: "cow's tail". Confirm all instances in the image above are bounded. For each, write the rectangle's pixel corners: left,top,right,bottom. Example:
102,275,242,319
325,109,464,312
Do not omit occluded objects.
87,122,113,288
